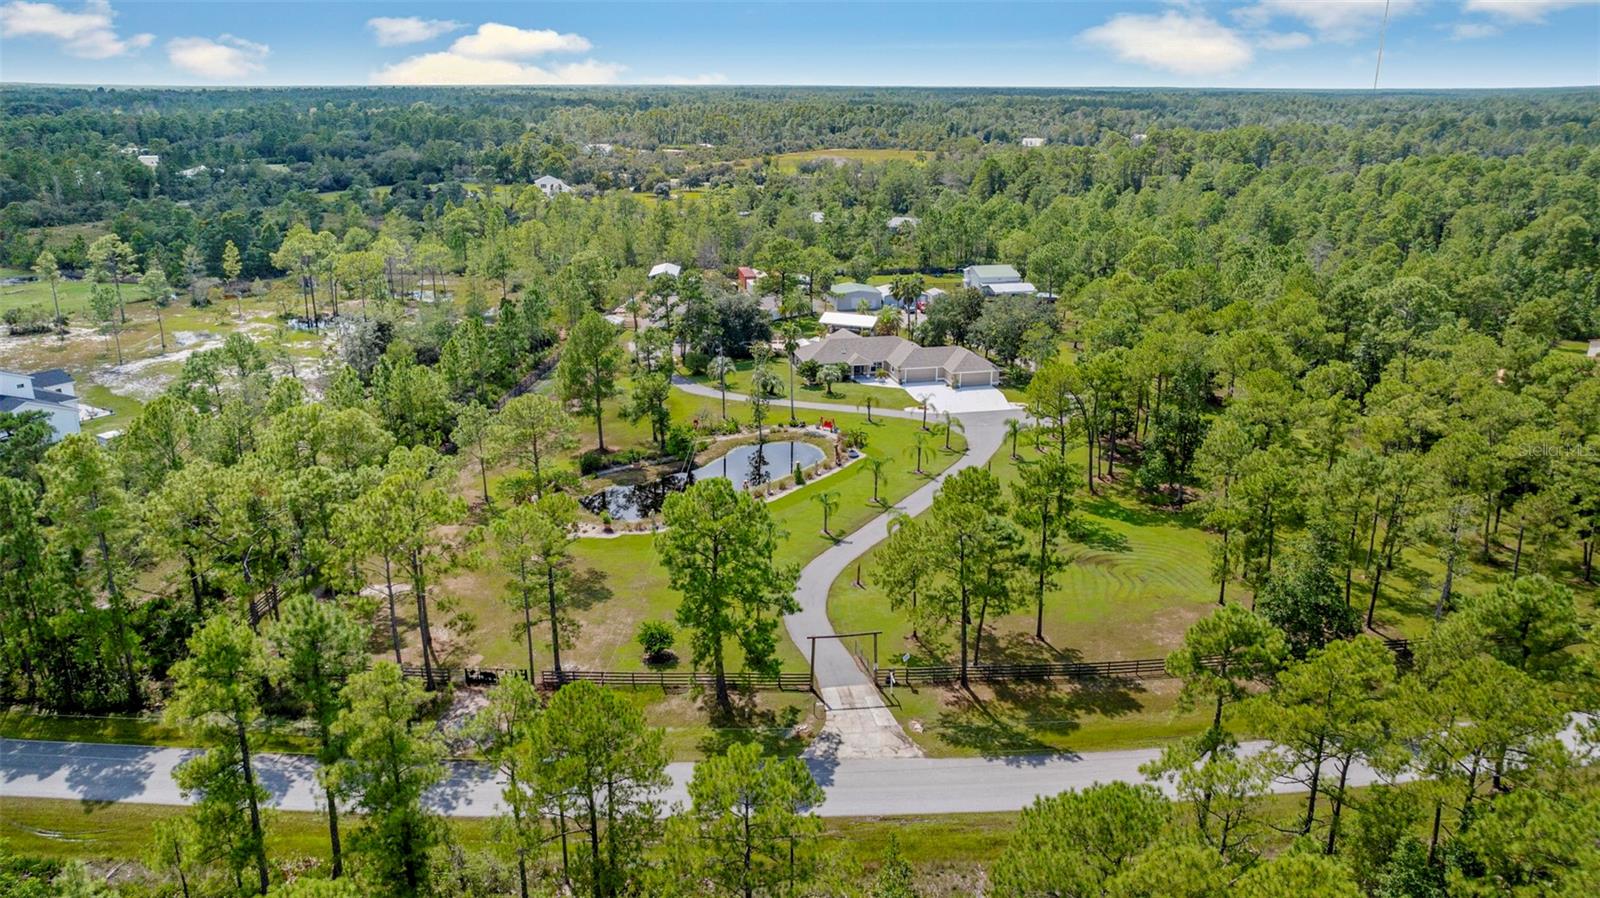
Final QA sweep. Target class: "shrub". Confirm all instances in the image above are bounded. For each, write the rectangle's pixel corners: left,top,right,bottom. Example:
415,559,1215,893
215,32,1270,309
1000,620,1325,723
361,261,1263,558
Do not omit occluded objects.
683,350,710,376
636,620,676,662
3,305,52,336
793,462,807,485
797,358,821,385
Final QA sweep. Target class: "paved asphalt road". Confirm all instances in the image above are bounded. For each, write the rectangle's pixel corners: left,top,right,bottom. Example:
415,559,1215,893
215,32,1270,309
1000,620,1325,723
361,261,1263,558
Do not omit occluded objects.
0,736,1392,818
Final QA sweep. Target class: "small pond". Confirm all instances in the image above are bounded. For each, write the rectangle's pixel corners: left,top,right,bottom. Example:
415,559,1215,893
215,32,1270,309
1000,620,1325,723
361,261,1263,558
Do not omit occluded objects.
580,440,827,521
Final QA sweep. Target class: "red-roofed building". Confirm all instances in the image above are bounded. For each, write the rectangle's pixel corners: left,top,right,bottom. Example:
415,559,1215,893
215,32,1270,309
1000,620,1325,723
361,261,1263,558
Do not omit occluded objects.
736,266,763,293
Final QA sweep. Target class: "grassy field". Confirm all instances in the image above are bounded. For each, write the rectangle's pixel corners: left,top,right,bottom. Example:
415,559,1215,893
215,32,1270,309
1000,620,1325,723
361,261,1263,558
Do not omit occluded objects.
683,358,922,418
0,272,99,317
827,435,1600,756
763,148,927,173
450,390,968,677
0,708,317,755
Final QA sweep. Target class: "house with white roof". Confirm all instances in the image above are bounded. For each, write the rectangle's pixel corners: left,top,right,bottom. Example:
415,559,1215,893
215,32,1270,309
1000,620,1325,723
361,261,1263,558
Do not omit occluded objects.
534,175,573,198
0,368,81,441
1021,137,1046,147
886,215,919,232
810,211,825,224
136,154,159,170
963,264,1036,296
817,311,882,333
794,331,999,388
828,282,883,312
179,165,209,178
648,262,681,279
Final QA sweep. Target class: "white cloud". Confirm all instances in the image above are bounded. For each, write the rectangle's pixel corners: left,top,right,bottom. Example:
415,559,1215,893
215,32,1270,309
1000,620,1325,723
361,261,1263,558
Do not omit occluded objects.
1257,31,1313,50
1082,11,1254,76
449,23,590,58
1463,0,1597,23
166,34,269,79
1450,21,1502,39
373,53,622,85
0,0,151,58
366,16,463,47
1236,0,1423,41
371,21,615,85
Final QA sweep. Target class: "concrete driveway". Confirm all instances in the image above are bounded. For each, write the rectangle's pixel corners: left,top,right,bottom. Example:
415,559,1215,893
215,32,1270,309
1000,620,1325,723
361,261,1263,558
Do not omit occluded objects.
901,383,1018,414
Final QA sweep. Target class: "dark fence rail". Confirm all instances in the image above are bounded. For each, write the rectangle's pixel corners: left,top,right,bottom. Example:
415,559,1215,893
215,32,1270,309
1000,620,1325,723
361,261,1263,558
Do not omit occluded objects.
393,639,1419,692
878,638,1417,687
539,669,813,692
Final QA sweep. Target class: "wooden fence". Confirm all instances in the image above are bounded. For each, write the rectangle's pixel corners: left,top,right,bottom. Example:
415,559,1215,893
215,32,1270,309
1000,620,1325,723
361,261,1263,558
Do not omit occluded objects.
393,639,1418,692
539,669,813,692
877,638,1417,688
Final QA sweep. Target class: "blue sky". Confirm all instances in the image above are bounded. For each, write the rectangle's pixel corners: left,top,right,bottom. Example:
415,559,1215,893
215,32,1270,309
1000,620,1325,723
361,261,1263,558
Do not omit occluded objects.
1,1,1596,88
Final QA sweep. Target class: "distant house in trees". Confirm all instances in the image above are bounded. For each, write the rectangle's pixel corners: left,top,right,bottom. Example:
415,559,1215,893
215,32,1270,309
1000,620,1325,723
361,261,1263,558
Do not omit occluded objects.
963,264,1037,296
829,281,883,312
0,368,81,441
810,211,825,223
1588,338,1600,358
534,175,573,197
1020,137,1046,147
794,331,999,387
582,143,615,155
648,262,681,279
886,215,919,232
179,165,209,178
737,266,764,293
875,283,942,310
136,154,160,170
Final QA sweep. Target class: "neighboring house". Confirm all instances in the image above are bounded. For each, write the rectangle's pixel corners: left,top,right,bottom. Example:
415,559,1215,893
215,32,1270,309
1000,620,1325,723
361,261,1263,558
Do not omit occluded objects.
648,262,682,279
0,368,81,442
1021,137,1046,147
179,165,209,178
136,154,159,170
795,332,999,388
810,211,826,224
886,215,919,231
829,281,882,312
582,143,614,155
875,283,944,309
737,266,764,293
534,175,573,197
817,311,881,333
963,264,1038,296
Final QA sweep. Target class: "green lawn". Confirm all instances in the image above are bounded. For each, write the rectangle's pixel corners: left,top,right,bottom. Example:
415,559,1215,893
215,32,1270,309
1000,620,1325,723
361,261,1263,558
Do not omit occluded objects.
452,391,967,678
0,273,98,317
827,434,1600,756
685,359,921,418
0,708,316,755
763,148,927,173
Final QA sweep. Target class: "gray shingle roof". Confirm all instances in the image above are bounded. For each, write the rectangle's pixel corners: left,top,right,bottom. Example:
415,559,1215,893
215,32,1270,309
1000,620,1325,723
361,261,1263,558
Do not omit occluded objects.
30,368,72,387
829,282,876,295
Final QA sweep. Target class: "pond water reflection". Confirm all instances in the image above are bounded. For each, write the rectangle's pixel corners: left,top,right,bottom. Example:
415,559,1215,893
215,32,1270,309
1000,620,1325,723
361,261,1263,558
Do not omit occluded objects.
580,440,826,521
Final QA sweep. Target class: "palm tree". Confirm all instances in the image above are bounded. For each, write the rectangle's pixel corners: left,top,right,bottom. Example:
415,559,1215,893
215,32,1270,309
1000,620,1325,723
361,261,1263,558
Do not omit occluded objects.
814,490,840,536
1005,418,1025,459
781,323,801,424
857,396,876,424
916,397,933,430
865,457,891,504
908,430,930,475
938,411,965,452
710,355,735,418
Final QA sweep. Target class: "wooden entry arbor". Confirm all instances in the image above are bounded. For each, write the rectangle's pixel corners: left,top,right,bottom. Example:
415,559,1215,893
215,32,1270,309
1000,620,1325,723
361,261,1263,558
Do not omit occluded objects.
806,630,882,697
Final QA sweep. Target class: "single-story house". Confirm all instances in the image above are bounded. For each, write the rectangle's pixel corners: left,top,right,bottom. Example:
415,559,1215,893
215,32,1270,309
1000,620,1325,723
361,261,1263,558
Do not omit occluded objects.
1021,137,1046,147
963,264,1022,291
875,283,944,309
794,331,1000,388
179,165,209,178
534,175,573,198
886,215,919,232
0,368,81,442
648,262,681,279
136,154,159,170
818,311,881,333
829,281,883,312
